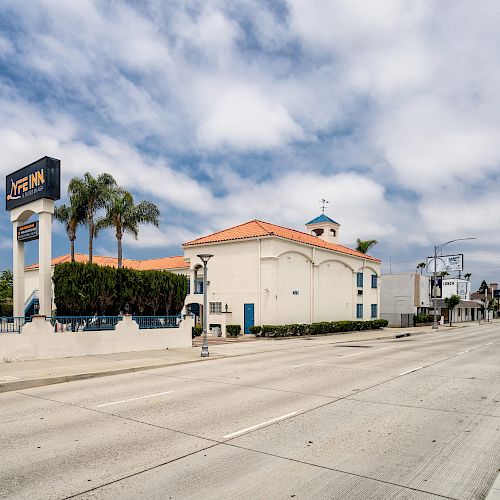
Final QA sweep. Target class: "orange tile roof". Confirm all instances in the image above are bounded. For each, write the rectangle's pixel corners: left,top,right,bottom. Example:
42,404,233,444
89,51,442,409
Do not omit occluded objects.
25,253,190,271
183,219,380,262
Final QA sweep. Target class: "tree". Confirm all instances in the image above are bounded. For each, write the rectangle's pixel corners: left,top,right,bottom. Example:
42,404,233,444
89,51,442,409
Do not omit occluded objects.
53,201,85,262
416,262,426,275
95,190,160,268
0,269,13,316
444,294,460,327
464,273,471,281
479,280,489,293
68,172,117,264
356,239,378,254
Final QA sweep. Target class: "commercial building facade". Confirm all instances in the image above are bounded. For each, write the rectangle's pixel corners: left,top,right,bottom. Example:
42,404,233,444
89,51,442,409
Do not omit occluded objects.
24,215,381,335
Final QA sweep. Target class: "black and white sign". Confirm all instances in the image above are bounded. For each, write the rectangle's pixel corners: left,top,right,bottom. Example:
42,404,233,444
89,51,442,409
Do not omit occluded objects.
6,157,60,211
17,221,39,242
427,254,464,273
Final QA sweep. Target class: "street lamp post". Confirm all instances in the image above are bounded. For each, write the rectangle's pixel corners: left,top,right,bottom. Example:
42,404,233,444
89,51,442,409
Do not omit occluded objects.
431,238,476,330
197,254,213,357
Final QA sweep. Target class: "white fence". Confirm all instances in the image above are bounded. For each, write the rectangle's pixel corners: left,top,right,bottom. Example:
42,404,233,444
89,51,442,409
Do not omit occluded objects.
0,314,194,363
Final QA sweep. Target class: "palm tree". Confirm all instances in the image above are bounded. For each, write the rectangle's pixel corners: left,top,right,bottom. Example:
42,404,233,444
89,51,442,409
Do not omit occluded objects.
53,201,85,262
416,262,426,275
96,190,160,268
356,239,378,254
68,172,117,264
464,273,472,281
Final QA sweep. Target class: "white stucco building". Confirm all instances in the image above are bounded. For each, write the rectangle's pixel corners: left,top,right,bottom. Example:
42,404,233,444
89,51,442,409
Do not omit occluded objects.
380,273,431,327
24,215,381,334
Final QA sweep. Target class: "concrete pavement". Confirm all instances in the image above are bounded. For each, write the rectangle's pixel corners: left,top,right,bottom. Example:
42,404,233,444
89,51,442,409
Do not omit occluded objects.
1,321,499,499
0,321,490,393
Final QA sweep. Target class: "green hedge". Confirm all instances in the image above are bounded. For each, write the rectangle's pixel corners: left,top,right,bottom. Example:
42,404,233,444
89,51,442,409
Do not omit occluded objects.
249,325,262,335
258,319,388,337
53,262,188,316
226,324,241,337
414,314,433,323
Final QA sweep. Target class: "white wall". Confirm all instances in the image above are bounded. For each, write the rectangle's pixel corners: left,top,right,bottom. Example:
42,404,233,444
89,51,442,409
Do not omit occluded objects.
184,236,381,329
0,314,194,362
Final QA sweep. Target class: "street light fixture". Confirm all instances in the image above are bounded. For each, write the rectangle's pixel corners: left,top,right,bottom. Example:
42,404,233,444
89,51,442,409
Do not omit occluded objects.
431,238,476,330
197,254,213,357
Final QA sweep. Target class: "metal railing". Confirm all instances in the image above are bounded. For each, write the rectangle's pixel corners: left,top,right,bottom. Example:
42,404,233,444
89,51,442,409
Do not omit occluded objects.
0,317,29,334
132,315,180,330
47,316,122,332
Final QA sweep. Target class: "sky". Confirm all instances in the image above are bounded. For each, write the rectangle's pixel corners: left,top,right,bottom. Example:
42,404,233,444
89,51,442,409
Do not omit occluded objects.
1,0,500,289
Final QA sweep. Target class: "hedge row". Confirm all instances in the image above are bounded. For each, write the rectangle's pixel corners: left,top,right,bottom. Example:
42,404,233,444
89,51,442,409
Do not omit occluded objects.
226,324,241,337
249,319,388,337
53,262,188,316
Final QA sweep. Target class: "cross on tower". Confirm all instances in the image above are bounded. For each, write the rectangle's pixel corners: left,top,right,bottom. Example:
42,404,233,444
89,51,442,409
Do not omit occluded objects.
319,198,329,213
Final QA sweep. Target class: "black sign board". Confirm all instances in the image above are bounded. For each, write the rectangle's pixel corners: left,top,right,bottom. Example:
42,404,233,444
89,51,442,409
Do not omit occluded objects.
494,290,500,298
17,221,39,242
6,156,60,211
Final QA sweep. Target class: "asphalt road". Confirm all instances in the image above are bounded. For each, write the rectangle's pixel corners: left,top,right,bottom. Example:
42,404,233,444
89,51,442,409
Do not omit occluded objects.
2,323,499,500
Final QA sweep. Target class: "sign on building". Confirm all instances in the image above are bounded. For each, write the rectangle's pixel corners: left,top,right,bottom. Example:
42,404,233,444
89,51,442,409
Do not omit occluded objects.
494,290,500,298
17,221,39,242
426,254,464,273
457,281,468,299
430,277,443,298
6,156,60,211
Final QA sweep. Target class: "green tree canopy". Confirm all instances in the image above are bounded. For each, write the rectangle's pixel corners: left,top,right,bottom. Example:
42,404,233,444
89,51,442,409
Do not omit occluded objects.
444,294,460,327
53,200,85,262
68,172,117,264
95,190,160,268
355,239,378,254
0,269,13,316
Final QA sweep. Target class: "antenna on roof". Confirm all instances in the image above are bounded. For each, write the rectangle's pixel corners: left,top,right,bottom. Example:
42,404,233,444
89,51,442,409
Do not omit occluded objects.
319,198,329,213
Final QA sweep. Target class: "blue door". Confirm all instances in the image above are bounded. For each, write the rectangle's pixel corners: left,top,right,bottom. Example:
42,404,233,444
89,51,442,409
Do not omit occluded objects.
244,303,254,334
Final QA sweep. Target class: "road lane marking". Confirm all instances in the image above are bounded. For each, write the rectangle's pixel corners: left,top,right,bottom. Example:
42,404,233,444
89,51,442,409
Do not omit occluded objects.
223,412,297,439
340,352,364,357
457,351,469,355
0,376,21,381
293,360,325,367
96,390,176,407
399,366,424,376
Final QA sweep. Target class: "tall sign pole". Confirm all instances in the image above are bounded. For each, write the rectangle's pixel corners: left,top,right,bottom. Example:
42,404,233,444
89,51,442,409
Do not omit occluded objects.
6,157,60,317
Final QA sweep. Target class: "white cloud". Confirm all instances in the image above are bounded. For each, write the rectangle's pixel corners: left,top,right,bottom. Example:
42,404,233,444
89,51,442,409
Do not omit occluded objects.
196,83,304,149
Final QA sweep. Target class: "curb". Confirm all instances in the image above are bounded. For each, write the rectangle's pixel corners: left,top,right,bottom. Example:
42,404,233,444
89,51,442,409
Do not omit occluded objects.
0,324,473,394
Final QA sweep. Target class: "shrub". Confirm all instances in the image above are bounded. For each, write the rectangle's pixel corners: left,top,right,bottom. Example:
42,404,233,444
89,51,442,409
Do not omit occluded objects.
414,314,432,324
53,262,188,316
192,326,203,337
226,324,241,337
249,325,262,336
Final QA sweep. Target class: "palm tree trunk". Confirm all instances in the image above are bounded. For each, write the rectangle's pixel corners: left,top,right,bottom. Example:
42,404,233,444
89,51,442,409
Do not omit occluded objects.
117,237,122,269
70,240,75,262
88,220,93,264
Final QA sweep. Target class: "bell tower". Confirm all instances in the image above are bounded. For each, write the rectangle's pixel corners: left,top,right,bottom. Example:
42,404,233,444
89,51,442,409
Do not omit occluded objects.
306,214,340,244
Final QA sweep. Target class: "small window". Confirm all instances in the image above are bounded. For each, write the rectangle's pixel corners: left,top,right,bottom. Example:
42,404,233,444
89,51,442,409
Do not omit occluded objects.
312,228,324,236
371,304,377,318
330,229,336,237
356,304,363,319
209,302,222,314
357,272,363,288
371,274,378,288
187,278,190,294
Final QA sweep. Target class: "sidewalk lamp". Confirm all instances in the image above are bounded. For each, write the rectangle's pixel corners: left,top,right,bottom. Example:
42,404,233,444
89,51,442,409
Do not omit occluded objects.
430,238,476,330
197,254,213,357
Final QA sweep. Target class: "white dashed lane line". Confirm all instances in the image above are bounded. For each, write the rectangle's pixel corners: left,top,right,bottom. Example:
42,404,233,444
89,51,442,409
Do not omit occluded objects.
96,390,176,407
223,412,297,439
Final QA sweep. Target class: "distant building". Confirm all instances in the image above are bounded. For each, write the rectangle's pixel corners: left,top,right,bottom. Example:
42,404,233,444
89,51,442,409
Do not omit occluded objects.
380,273,430,327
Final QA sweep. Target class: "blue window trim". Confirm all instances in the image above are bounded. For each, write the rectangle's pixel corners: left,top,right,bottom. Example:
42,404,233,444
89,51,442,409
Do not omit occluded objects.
371,304,377,318
356,304,363,319
357,272,363,288
371,274,378,289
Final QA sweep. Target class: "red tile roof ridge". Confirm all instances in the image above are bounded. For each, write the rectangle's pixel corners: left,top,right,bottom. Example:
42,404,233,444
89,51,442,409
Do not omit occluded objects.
26,253,190,270
183,219,380,262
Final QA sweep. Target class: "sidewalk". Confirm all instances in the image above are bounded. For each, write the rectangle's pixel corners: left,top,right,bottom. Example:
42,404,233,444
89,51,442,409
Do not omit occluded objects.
0,321,488,393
